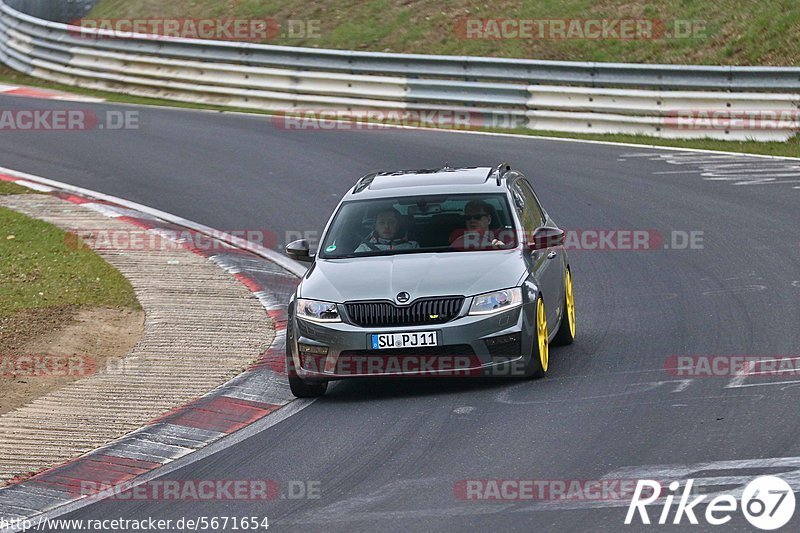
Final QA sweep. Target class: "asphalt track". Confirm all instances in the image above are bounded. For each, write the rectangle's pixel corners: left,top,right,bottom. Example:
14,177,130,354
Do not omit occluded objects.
2,95,800,532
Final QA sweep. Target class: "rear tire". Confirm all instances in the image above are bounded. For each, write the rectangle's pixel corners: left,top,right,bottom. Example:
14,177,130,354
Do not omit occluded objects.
552,268,576,346
524,295,549,379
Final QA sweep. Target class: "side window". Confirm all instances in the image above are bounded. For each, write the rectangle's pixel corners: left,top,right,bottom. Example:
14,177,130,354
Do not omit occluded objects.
511,183,537,235
519,180,545,227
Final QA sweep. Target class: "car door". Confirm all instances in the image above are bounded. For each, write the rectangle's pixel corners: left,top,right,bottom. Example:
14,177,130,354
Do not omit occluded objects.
512,179,564,333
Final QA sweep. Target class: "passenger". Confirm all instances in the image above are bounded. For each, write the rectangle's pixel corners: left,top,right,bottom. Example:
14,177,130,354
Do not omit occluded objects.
355,208,420,252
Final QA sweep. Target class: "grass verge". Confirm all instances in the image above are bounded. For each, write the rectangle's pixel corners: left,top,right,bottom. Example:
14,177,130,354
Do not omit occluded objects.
481,127,800,158
0,181,33,195
0,197,143,416
87,0,800,66
0,205,140,317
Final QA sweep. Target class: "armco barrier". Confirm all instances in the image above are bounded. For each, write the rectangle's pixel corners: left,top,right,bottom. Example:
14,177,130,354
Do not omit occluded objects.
1,0,799,140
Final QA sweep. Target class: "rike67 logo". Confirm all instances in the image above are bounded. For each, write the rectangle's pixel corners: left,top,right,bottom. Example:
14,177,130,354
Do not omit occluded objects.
626,476,795,530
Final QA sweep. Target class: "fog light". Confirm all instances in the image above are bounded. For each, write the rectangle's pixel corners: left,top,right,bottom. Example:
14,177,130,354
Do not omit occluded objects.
485,333,522,360
299,343,329,356
484,333,520,347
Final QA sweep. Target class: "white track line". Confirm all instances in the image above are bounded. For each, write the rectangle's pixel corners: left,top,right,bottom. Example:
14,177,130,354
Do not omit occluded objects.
0,165,308,278
0,165,318,532
1,400,316,533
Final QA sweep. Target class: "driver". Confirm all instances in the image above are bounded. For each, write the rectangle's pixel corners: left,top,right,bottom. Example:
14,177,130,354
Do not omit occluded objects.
355,208,419,252
450,200,510,250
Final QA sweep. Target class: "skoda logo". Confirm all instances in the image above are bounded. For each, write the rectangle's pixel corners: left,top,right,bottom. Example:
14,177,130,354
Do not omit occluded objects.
396,292,410,303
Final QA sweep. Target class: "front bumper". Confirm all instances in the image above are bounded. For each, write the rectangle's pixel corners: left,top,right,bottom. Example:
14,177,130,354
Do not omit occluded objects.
289,302,535,380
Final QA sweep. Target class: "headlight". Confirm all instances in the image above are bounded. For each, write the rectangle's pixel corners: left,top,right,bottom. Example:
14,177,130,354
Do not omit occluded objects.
296,298,341,322
469,288,522,316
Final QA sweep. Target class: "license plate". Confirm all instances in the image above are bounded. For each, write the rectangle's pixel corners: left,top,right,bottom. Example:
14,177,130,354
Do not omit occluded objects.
371,331,438,350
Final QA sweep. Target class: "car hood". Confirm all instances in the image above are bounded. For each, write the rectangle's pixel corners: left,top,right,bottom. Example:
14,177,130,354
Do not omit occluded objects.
300,251,526,302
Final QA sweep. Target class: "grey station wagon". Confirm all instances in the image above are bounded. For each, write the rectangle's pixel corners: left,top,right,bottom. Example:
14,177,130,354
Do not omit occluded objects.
284,164,576,397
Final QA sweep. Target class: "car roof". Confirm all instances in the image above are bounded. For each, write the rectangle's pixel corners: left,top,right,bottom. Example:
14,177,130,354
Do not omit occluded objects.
346,166,518,200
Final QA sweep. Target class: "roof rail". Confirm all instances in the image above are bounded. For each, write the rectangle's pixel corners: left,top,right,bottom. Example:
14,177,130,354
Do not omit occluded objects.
353,171,381,194
487,162,512,186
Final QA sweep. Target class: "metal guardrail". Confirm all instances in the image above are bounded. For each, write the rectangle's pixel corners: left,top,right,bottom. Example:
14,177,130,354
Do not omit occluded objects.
1,0,798,141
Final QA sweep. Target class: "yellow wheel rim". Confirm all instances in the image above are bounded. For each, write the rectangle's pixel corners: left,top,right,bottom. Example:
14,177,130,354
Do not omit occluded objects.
566,270,576,339
536,297,549,372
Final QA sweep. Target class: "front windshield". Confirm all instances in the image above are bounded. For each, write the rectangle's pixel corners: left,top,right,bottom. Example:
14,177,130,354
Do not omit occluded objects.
318,194,518,258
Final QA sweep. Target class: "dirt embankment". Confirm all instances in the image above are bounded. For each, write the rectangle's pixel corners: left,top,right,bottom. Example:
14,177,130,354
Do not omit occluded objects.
0,306,144,415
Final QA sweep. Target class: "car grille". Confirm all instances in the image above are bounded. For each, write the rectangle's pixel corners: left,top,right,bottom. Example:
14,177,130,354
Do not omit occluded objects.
345,297,464,327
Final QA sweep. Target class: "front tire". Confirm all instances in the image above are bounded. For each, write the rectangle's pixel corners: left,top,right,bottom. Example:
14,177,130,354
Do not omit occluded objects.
286,344,327,398
289,371,328,398
552,268,576,346
524,295,549,379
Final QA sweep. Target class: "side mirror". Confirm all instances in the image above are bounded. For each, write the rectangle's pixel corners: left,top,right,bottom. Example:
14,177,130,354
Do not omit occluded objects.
286,239,315,262
530,227,565,251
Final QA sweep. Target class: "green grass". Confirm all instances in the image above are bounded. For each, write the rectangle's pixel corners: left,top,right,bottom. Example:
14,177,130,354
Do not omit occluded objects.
87,0,800,66
0,207,140,317
481,128,800,158
0,181,33,195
